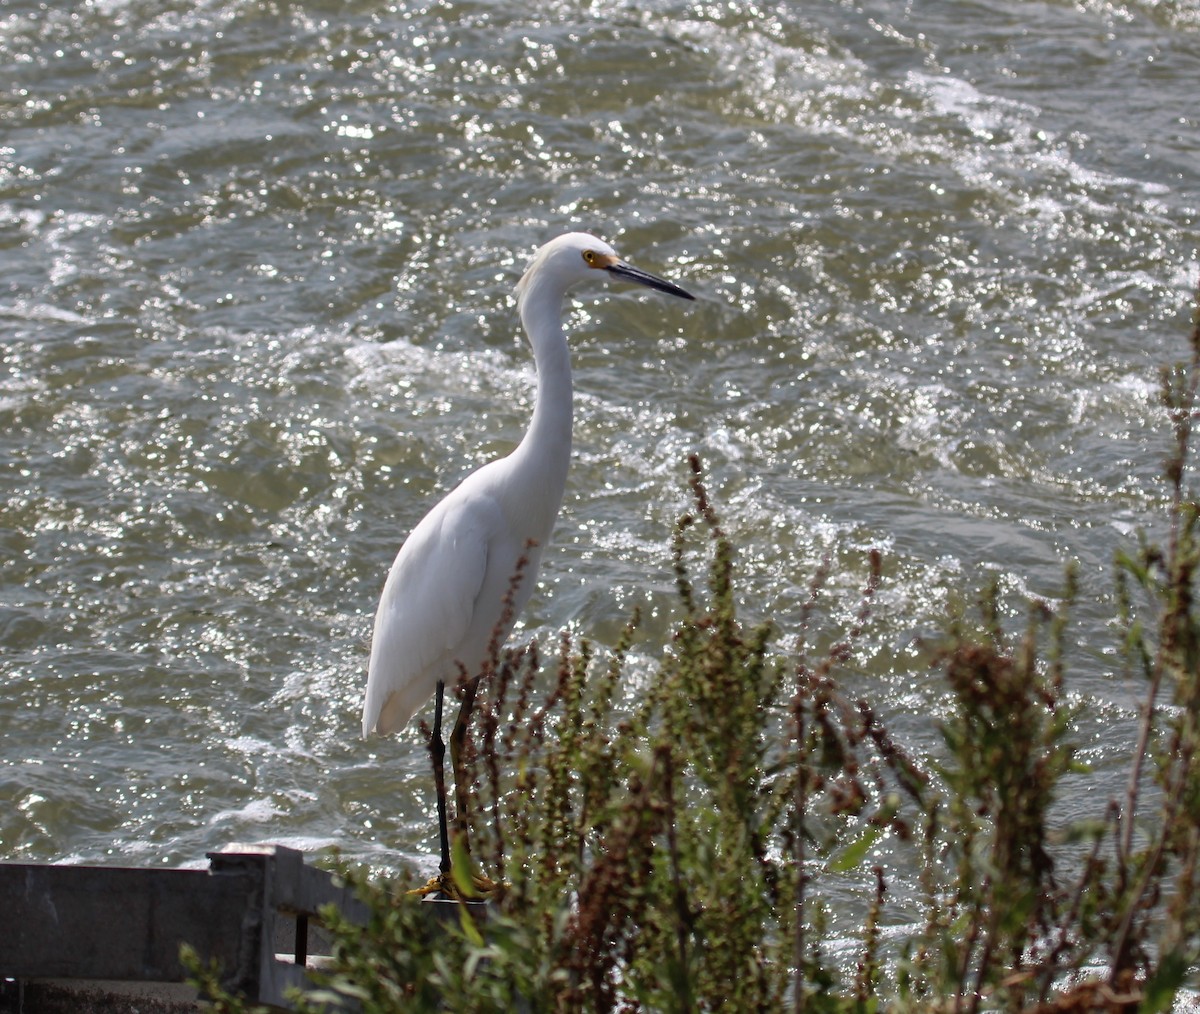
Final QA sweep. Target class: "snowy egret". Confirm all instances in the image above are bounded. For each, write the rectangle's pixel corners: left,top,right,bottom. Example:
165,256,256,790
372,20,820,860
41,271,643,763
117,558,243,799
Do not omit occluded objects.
361,232,694,878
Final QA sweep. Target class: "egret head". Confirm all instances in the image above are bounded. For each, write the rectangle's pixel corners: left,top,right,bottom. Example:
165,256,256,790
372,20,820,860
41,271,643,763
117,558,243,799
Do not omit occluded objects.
515,232,695,305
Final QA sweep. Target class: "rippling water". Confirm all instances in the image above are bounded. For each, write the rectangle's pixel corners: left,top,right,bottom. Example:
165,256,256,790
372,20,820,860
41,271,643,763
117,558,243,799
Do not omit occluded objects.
2,0,1198,900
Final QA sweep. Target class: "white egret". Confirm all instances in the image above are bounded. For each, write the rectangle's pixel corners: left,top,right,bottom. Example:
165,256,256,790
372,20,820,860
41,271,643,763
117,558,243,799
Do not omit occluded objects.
361,232,694,880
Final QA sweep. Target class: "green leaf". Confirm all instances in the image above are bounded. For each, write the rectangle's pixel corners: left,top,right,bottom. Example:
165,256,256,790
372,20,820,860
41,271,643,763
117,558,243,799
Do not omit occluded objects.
449,834,480,900
828,825,883,873
1141,950,1193,1013
459,903,486,948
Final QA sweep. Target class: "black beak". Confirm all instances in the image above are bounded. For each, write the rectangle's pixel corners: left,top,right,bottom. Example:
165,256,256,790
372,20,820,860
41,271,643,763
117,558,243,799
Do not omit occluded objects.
606,261,696,301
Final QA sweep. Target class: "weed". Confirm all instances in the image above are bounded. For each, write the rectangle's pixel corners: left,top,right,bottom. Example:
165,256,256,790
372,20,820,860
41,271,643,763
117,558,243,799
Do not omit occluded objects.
190,285,1200,1012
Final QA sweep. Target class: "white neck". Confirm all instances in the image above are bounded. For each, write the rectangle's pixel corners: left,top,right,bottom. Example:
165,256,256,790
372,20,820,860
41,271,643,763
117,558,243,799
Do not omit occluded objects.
510,273,574,516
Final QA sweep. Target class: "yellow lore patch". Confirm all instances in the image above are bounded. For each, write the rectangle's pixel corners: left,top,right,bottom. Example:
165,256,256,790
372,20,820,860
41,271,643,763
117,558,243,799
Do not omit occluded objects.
582,249,617,269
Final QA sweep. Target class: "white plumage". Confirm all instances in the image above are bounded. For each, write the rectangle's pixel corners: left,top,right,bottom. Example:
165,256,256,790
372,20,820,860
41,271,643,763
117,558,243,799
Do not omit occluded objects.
362,232,694,739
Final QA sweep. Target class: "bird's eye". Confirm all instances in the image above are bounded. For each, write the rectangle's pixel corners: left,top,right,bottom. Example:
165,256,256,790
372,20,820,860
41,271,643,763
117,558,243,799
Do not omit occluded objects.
582,250,598,267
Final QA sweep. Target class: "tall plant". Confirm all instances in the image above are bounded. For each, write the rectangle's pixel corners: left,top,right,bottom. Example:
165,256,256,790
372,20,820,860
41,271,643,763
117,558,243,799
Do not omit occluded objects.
188,287,1200,1012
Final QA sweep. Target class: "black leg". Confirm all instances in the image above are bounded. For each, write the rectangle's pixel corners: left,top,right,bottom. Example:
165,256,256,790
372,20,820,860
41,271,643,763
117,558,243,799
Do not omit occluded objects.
430,678,451,876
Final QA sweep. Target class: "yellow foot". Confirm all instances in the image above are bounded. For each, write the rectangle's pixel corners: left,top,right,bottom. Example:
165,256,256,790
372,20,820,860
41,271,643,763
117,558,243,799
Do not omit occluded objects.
407,868,504,902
